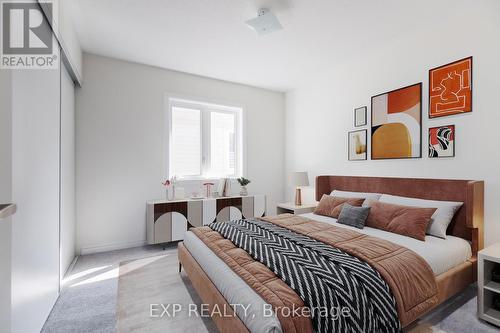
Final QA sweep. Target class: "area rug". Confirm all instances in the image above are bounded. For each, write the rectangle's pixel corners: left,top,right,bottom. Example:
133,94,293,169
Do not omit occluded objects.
116,252,499,333
116,253,217,333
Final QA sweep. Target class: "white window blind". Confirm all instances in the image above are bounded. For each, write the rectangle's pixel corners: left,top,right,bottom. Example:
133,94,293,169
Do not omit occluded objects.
167,98,243,179
170,107,201,177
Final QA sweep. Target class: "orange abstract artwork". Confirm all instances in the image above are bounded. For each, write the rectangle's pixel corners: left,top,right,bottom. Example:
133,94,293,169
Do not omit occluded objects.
429,57,472,118
371,83,422,159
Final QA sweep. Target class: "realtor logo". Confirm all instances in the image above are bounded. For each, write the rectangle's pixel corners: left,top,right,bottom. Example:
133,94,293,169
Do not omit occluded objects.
1,0,58,69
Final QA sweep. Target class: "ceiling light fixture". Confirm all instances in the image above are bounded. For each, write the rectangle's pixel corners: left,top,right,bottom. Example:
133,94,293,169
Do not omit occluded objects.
245,8,283,36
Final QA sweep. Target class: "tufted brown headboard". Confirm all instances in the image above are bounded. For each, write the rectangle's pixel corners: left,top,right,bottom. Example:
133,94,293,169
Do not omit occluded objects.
315,175,484,257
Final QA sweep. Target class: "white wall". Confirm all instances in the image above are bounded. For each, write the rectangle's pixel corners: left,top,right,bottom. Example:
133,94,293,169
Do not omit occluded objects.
11,62,61,333
0,70,12,333
60,66,76,277
76,53,285,254
55,0,83,83
285,1,500,245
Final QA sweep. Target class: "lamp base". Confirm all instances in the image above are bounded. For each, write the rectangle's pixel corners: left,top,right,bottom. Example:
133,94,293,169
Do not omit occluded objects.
295,188,302,206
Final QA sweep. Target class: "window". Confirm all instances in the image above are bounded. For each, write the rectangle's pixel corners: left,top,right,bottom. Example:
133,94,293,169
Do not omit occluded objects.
167,97,243,179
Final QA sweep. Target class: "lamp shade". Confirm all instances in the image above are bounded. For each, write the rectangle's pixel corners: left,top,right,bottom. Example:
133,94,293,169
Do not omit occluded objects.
290,172,309,187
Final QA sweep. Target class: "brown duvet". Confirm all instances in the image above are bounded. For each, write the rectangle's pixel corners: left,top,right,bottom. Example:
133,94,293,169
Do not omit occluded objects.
190,214,438,331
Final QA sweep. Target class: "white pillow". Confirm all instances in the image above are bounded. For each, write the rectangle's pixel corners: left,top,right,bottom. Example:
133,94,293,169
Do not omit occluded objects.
378,194,463,239
330,190,382,205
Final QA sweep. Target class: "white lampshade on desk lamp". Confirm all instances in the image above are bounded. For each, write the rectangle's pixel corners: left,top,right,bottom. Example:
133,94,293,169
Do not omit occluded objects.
290,172,309,206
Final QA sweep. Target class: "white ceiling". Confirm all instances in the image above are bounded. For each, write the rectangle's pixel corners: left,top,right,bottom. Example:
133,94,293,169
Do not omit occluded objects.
69,0,467,92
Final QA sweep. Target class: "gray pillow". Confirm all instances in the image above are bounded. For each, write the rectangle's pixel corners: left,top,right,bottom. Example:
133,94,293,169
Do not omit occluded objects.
337,203,371,229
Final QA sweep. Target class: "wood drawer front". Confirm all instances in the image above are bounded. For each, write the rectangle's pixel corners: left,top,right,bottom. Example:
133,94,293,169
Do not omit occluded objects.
216,198,242,222
216,198,242,213
254,195,266,217
154,213,171,243
154,202,187,222
148,196,266,244
202,199,216,225
154,212,188,243
188,200,203,227
171,213,187,241
242,196,254,219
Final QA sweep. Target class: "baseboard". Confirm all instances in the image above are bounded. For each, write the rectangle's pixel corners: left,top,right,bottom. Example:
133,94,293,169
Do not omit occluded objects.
79,240,147,255
63,255,78,278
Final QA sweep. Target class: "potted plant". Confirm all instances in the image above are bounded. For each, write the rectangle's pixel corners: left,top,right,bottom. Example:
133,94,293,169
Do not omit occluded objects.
236,177,251,196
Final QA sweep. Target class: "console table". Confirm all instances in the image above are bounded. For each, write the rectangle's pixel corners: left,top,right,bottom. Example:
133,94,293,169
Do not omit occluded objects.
146,195,266,245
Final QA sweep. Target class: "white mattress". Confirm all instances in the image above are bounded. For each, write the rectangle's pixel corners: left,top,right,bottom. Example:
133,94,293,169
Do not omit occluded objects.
300,212,472,276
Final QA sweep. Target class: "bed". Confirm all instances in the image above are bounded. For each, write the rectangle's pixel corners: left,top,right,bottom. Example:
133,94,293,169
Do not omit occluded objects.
178,175,484,333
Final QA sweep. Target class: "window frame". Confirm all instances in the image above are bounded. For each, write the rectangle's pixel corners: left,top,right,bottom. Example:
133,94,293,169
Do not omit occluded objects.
164,95,245,181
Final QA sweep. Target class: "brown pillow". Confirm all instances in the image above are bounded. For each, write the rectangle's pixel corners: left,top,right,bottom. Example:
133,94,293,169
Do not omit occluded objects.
314,195,365,218
365,200,437,241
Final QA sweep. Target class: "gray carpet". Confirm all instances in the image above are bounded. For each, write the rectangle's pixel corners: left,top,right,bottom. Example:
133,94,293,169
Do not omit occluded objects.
42,244,500,332
408,286,499,333
41,244,169,333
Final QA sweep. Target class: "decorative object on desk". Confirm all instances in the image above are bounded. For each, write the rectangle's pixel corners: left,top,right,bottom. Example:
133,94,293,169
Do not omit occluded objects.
223,179,231,196
161,179,172,200
371,83,422,159
237,177,251,196
290,171,309,206
348,129,367,161
354,106,367,127
203,182,215,197
174,187,185,200
429,125,455,158
429,57,472,118
217,178,227,197
171,175,178,199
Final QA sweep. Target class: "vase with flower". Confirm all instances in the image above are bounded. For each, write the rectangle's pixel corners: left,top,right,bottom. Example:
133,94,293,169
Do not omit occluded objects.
162,179,171,200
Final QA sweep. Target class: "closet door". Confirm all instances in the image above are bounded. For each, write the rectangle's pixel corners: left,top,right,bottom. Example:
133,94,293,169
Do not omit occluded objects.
11,48,61,333
60,65,76,278
0,68,13,333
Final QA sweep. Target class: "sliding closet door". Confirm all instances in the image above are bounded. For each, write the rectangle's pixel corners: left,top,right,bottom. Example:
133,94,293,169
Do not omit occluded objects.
0,69,12,333
11,49,61,333
60,65,76,278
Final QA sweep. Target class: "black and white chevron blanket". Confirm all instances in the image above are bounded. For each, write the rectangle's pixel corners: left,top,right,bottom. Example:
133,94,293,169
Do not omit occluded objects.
209,218,401,333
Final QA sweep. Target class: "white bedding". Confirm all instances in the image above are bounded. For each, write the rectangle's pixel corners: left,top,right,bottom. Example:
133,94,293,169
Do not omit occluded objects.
300,212,472,276
183,231,282,333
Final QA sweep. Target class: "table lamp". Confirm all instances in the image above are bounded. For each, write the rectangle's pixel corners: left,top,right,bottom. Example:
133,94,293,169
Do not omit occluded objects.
290,172,309,206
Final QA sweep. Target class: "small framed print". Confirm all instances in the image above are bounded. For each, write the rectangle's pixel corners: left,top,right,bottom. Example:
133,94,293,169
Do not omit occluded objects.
348,129,367,161
354,106,367,127
429,125,455,158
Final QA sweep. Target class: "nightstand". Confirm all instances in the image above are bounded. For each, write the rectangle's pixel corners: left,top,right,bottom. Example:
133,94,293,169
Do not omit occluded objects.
276,202,317,215
478,243,500,326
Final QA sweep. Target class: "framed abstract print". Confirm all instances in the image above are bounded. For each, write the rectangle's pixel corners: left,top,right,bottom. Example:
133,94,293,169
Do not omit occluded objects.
429,125,455,158
429,57,472,118
371,83,422,160
348,129,367,161
354,106,367,127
